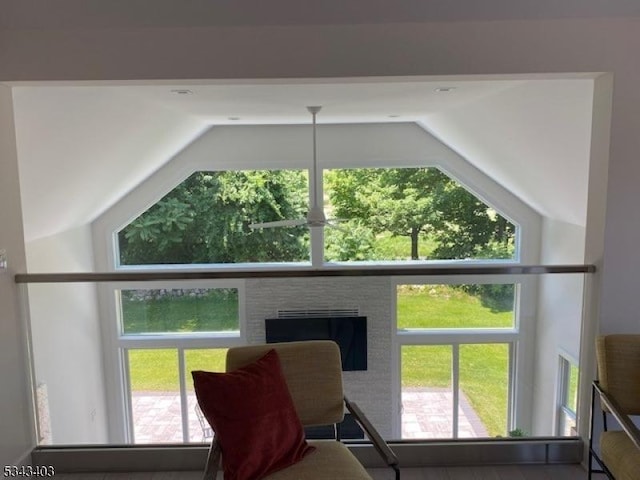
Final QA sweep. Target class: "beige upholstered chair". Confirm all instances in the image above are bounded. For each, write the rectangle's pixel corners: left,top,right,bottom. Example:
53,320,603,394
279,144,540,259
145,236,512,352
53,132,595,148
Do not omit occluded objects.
589,335,640,479
202,340,399,480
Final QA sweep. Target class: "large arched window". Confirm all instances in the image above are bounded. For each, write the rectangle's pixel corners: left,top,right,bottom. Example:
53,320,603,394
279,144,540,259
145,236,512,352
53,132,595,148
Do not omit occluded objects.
116,167,516,266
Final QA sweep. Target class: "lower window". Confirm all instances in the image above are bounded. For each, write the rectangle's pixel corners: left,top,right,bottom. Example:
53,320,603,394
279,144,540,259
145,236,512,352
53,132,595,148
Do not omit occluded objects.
126,348,227,444
557,355,578,436
118,287,240,335
400,343,510,439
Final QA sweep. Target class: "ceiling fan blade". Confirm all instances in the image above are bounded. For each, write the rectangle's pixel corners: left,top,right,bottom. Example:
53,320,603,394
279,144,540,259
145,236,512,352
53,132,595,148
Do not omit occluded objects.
249,218,307,229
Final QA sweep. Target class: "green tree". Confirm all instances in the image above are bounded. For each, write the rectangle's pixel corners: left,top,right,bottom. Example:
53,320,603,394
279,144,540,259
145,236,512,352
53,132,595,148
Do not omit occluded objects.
324,221,377,261
119,170,309,265
325,167,515,261
327,168,439,260
326,167,516,310
429,179,515,261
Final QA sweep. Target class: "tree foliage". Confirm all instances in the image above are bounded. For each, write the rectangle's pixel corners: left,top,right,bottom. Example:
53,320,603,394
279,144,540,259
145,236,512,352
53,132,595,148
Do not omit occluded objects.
119,170,309,265
325,167,515,261
119,166,515,270
324,221,377,262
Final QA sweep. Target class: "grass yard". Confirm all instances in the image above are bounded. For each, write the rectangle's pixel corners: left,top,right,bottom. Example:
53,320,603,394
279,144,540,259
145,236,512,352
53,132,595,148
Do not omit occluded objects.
397,284,514,329
373,232,436,260
459,344,509,436
129,348,227,392
122,288,238,334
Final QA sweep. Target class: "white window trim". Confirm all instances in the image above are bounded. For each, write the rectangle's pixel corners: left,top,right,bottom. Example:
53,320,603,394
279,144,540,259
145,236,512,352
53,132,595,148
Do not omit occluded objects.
113,279,246,339
92,124,541,273
111,169,522,269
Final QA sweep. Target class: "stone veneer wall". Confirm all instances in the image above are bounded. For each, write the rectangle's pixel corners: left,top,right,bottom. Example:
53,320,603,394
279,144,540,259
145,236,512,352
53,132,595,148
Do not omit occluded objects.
246,276,393,438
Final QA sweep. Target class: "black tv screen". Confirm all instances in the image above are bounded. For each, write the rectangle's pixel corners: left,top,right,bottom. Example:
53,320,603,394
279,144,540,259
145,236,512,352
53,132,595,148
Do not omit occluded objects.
265,316,367,371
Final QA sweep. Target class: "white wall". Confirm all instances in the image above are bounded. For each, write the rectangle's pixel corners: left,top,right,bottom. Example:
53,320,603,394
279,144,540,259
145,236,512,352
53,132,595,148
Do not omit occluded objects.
25,226,108,444
532,219,586,435
0,86,34,466
422,79,594,225
3,12,639,456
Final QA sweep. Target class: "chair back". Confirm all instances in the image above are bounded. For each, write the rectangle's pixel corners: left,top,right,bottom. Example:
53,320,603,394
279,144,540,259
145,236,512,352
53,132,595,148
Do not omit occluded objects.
596,334,640,414
226,340,345,427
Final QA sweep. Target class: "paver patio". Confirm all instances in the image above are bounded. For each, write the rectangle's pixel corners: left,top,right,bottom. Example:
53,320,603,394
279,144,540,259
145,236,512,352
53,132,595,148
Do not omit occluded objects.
131,387,489,444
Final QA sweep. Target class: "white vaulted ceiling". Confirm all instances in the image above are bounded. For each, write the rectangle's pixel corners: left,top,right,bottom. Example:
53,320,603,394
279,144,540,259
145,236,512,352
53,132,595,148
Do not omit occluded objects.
12,75,594,242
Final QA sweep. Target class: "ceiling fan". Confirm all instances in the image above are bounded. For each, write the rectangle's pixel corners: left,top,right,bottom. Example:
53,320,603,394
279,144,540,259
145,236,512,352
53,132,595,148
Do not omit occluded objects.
249,106,341,230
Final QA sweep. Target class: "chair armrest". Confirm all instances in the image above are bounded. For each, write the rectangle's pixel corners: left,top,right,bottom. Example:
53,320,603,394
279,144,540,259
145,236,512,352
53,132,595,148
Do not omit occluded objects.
594,381,640,451
202,438,221,480
344,396,399,474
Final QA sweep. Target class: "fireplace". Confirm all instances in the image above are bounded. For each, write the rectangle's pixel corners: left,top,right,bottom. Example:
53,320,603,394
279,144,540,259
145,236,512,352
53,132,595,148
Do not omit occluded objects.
265,314,367,371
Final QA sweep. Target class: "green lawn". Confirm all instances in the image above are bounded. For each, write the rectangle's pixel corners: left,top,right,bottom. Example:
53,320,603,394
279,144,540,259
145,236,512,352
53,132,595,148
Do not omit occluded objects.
129,348,227,392
373,232,436,260
567,363,579,412
397,284,514,329
125,284,513,437
122,288,238,334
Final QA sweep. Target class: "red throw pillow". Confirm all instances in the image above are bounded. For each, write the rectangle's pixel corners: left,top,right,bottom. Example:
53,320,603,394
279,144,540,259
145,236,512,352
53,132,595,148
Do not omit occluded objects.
192,349,315,480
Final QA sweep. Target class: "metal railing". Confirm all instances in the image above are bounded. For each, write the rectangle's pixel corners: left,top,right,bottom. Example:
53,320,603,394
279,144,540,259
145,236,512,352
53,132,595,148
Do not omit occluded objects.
15,263,595,284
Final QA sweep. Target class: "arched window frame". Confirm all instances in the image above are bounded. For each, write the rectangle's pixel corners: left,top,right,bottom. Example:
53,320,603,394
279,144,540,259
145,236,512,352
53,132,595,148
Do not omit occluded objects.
93,123,540,271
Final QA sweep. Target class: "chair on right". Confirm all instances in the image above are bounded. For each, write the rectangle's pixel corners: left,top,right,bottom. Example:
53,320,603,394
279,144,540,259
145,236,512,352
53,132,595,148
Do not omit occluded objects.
589,334,640,479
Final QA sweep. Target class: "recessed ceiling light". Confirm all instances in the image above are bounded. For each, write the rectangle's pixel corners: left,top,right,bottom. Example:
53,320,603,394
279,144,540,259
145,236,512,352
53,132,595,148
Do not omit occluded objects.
228,117,240,121
388,114,400,118
170,89,193,95
435,87,456,93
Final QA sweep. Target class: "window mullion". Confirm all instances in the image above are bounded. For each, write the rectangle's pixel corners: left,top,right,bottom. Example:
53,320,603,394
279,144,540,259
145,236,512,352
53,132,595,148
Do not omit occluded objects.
452,343,460,439
508,342,516,432
178,348,189,443
122,348,135,443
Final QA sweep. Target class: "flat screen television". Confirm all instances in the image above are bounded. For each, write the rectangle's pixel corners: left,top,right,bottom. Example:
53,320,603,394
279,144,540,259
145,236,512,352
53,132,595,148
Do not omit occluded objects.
265,316,367,371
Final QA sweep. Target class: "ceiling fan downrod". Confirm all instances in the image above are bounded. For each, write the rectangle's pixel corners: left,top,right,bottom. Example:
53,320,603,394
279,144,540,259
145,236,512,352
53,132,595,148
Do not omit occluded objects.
249,105,329,229
307,106,322,213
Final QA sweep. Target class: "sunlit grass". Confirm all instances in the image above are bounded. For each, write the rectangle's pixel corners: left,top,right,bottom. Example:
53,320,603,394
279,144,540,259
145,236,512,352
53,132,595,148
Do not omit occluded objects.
402,345,452,387
397,285,514,329
372,232,436,260
459,344,509,436
122,289,238,334
128,349,227,392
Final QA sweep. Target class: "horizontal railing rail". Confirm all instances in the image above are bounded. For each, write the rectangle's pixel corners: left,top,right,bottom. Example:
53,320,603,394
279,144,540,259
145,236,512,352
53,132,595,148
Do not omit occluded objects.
15,263,595,283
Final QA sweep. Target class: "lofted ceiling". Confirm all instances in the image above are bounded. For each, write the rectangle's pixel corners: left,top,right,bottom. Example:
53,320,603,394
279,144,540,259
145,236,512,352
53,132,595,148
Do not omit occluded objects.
12,75,595,242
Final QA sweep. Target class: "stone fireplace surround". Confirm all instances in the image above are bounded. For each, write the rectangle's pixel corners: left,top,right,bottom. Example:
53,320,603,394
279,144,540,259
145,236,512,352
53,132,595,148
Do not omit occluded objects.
246,276,393,438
